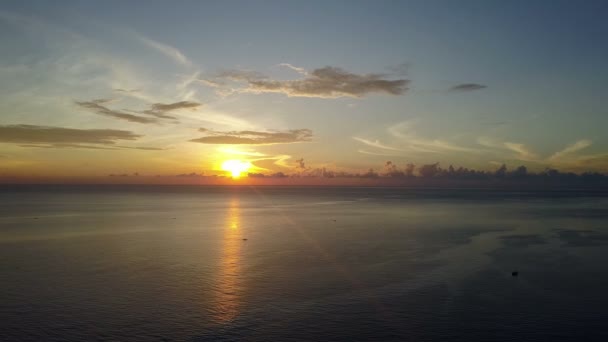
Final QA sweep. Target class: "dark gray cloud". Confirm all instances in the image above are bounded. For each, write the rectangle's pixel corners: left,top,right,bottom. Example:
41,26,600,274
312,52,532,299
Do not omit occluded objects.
113,88,141,93
17,143,120,150
205,66,410,98
77,99,202,122
190,128,312,145
17,143,164,150
124,146,166,151
449,83,487,92
75,99,158,124
142,101,201,120
0,125,167,150
217,69,266,82
0,124,141,145
175,172,204,177
149,101,200,112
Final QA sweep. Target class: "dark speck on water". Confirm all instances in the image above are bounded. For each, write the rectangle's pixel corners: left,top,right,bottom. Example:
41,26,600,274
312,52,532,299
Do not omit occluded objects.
1,185,608,341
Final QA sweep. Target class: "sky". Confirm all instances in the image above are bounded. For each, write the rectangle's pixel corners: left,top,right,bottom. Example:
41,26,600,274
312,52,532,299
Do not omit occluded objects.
1,0,608,183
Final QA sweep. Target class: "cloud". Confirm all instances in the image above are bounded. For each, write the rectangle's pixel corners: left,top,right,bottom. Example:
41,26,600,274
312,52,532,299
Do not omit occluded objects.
449,83,487,92
75,99,159,124
478,136,596,166
548,139,592,161
191,128,312,145
76,99,201,122
204,66,410,98
355,122,481,156
357,149,402,157
142,101,201,119
148,101,200,112
383,121,482,154
118,146,166,151
278,63,308,75
295,158,306,169
478,136,538,161
175,172,204,177
0,124,141,145
134,34,192,67
504,142,538,161
352,137,402,151
250,154,293,169
113,88,141,93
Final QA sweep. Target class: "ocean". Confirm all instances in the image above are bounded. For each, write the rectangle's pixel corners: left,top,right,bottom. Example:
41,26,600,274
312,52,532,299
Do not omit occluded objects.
1,185,608,341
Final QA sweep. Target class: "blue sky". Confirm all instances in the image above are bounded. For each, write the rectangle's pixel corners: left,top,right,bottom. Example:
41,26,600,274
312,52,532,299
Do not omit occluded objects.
1,0,607,179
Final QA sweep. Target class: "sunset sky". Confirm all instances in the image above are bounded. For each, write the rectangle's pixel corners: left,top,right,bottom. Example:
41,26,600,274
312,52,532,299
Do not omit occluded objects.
1,0,607,182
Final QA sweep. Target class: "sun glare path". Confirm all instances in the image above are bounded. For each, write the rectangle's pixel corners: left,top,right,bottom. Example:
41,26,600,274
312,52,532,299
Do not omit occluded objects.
221,160,252,179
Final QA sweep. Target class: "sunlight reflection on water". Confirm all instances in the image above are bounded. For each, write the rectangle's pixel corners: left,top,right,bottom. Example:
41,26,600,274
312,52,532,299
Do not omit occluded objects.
211,197,243,324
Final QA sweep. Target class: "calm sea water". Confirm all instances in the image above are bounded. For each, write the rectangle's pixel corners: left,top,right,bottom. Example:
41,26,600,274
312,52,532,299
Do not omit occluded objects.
1,185,608,341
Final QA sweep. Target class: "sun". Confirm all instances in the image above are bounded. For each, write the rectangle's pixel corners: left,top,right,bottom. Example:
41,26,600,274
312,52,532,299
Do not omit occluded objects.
221,160,252,179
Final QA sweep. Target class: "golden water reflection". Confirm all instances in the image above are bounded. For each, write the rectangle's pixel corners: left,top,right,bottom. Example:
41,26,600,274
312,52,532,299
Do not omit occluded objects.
212,197,243,323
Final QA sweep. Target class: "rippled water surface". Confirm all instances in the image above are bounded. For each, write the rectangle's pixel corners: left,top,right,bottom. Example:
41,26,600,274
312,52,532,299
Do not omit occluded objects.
1,186,608,341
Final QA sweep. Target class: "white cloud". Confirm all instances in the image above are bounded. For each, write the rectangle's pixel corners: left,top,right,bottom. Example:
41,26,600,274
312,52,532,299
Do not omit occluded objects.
503,142,538,161
548,139,592,162
134,34,192,67
352,137,402,151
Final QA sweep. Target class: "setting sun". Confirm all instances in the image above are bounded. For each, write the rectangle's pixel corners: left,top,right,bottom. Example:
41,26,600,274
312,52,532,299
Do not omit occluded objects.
221,160,252,179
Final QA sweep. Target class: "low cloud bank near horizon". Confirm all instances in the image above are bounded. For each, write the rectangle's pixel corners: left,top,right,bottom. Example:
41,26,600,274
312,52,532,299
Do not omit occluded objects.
96,161,608,183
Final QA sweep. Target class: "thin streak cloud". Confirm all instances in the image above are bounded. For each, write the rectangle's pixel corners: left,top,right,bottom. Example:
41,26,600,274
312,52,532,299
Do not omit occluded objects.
75,99,159,124
449,83,487,92
352,137,402,151
191,128,313,145
0,124,141,145
549,139,592,161
134,34,192,67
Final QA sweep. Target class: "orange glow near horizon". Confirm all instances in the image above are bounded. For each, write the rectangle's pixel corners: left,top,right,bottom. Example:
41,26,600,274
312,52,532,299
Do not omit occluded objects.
221,160,252,179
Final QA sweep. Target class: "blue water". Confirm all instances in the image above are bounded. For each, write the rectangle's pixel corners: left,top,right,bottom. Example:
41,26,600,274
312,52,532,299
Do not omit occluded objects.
1,186,608,341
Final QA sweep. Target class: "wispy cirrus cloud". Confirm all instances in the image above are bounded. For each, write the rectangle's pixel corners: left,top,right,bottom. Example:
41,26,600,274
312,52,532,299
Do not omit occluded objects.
133,34,192,67
203,65,410,98
250,154,294,170
277,63,308,75
357,149,403,157
548,139,592,162
449,83,487,92
478,136,596,166
503,142,538,161
385,121,481,154
355,121,481,157
191,128,313,145
352,137,402,151
477,136,535,161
